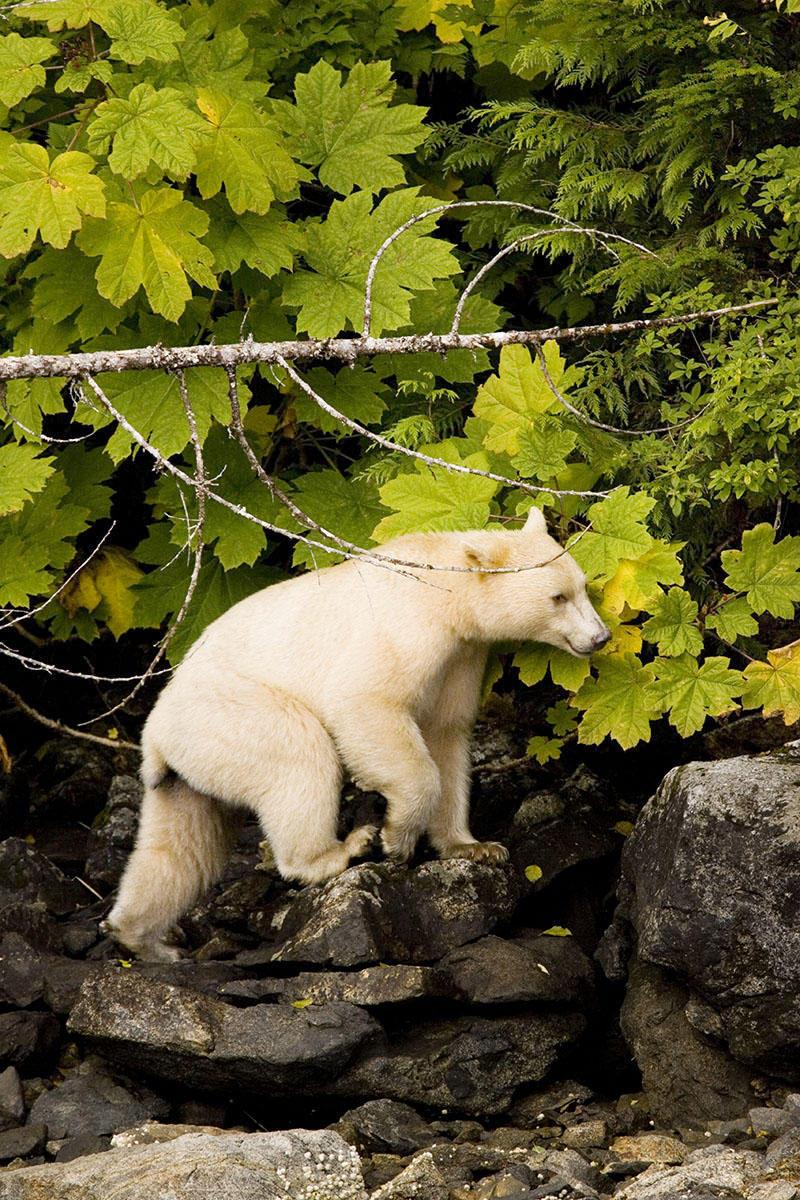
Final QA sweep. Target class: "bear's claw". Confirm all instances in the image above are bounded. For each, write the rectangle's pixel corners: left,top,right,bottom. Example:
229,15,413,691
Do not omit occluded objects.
440,841,509,863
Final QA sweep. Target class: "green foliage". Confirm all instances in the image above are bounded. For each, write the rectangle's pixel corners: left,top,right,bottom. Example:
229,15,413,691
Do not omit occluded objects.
1,0,800,752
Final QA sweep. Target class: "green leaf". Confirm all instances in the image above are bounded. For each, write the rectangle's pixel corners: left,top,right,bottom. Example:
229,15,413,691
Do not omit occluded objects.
473,343,562,456
290,365,387,435
571,488,655,584
525,736,564,764
76,366,233,462
194,89,299,215
24,244,130,339
642,587,703,656
652,653,742,737
289,470,389,570
546,699,579,736
77,185,215,321
514,642,591,692
54,58,113,95
721,523,800,618
203,204,302,276
133,528,278,662
0,144,105,257
705,597,759,641
512,417,578,482
0,33,55,108
60,546,144,637
741,640,800,725
373,441,498,540
88,84,206,180
0,444,54,516
282,188,459,337
99,0,185,64
573,653,662,749
273,60,428,196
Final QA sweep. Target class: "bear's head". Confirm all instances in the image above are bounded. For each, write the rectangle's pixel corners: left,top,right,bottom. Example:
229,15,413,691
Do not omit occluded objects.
461,507,611,656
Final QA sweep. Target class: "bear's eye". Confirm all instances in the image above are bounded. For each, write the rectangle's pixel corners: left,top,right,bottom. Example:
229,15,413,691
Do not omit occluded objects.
552,593,568,604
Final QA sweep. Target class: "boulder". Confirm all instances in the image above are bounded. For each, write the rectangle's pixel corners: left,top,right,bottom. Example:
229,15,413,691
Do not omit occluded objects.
620,958,756,1124
433,933,595,1006
333,1099,437,1155
84,775,140,888
0,1011,60,1071
67,967,382,1095
0,1129,367,1199
0,1068,24,1132
614,1144,764,1200
27,1057,169,1140
0,1122,47,1165
333,1010,585,1118
220,964,434,1007
271,860,519,967
622,744,800,1079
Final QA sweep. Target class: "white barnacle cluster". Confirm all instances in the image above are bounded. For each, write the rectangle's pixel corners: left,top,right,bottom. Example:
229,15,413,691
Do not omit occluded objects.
272,1141,366,1200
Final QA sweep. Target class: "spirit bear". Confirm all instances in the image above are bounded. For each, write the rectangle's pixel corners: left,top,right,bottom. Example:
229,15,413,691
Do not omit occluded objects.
106,507,609,960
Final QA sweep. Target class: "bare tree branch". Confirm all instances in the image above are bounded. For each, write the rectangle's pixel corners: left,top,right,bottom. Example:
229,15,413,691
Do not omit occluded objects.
0,680,139,751
0,300,777,383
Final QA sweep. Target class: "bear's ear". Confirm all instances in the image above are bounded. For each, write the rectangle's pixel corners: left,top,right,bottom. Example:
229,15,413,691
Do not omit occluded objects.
464,537,508,572
523,506,547,535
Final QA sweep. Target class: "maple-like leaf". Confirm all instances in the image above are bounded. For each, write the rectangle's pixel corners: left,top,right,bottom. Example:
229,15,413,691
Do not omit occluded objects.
573,653,662,749
88,84,206,179
514,642,591,692
741,640,800,724
705,596,759,641
203,203,302,276
642,587,704,656
282,188,459,337
602,541,684,614
0,143,105,257
373,441,497,541
194,89,299,215
99,0,185,64
473,343,562,456
571,488,655,583
77,185,215,321
720,523,800,618
272,60,429,195
60,547,144,637
288,470,389,570
0,33,55,108
652,653,742,736
0,443,54,516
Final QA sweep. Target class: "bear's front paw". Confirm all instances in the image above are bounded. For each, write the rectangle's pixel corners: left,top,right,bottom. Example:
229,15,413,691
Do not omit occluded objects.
439,841,509,864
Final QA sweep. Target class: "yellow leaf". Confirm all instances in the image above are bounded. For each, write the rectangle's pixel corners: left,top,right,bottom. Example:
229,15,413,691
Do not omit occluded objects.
525,864,543,882
395,0,478,42
292,997,313,1009
60,547,144,637
614,820,635,837
542,925,572,937
741,639,800,725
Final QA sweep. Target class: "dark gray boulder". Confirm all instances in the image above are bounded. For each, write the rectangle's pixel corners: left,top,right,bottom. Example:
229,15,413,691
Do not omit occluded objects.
433,933,596,1006
67,967,383,1096
622,743,800,1079
28,1057,169,1140
271,859,519,967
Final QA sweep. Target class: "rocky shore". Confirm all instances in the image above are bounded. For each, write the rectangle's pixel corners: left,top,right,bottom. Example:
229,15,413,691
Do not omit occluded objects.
1,713,799,1199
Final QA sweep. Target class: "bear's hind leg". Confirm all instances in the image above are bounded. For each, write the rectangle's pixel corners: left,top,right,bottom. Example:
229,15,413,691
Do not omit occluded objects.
105,777,235,961
252,698,376,885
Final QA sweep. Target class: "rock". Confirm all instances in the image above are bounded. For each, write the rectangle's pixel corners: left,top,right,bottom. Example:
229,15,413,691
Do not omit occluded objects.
221,964,434,1007
0,1128,367,1199
111,1122,230,1147
0,838,85,915
0,1123,47,1164
701,713,800,759
765,1126,800,1171
506,1081,594,1128
334,1099,436,1156
335,1011,585,1118
0,934,47,1008
42,959,97,1015
0,1011,60,1070
609,1134,688,1164
369,1150,450,1200
748,1184,799,1200
623,745,800,1078
54,1133,110,1162
561,1121,607,1152
614,1144,764,1200
785,1093,800,1115
84,775,141,888
272,860,519,967
22,738,125,826
68,967,382,1096
434,934,595,1006
27,1056,169,1140
749,1106,800,1137
542,1147,601,1195
0,902,62,953
0,1068,24,1132
620,957,757,1124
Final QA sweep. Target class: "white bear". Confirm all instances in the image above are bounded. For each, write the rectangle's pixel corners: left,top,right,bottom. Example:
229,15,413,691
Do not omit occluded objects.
105,507,609,960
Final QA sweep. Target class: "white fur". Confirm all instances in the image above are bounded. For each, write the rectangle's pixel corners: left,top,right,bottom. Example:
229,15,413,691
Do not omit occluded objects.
106,509,610,960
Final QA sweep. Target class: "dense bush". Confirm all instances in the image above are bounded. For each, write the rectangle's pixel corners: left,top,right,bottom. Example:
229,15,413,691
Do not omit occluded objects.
2,0,800,751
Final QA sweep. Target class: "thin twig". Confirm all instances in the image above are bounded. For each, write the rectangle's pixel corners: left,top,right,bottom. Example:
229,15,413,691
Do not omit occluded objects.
0,681,139,751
